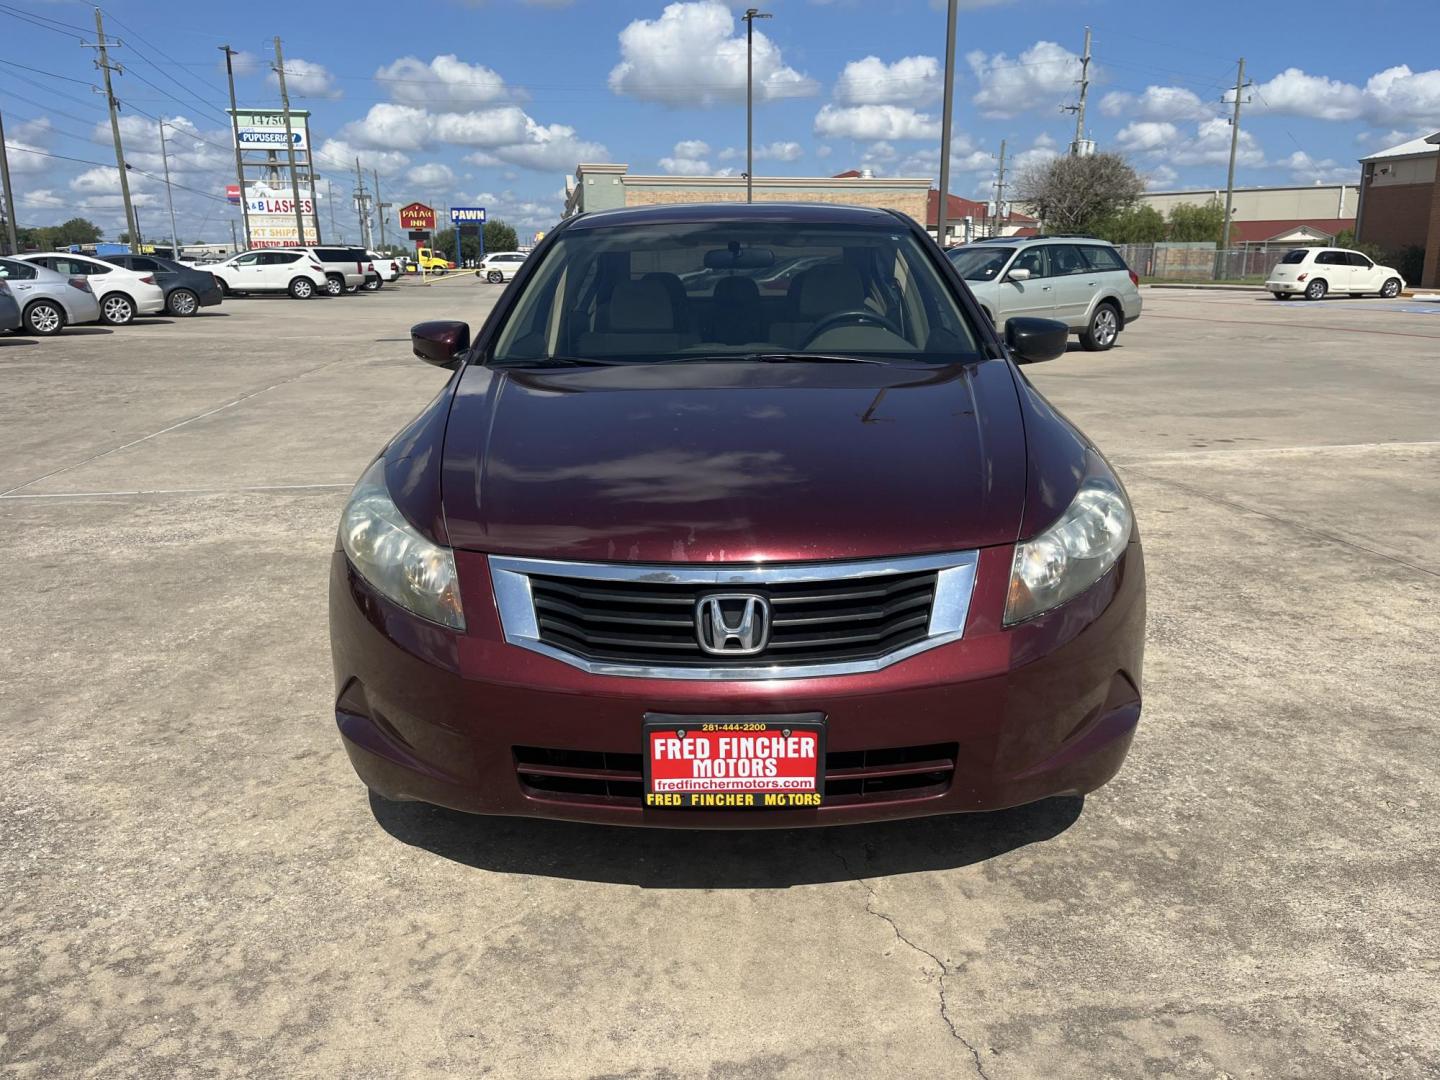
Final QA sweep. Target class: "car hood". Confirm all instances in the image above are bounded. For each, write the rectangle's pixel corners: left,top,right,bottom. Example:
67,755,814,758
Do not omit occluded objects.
439,359,1026,563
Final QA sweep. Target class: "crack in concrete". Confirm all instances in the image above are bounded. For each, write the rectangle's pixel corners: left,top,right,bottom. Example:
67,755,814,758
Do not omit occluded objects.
833,850,990,1079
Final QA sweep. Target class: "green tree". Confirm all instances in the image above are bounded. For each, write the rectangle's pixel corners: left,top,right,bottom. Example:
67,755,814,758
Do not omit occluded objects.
435,219,522,262
483,220,518,253
1333,229,1387,262
1096,204,1167,244
1012,152,1145,235
1166,201,1226,244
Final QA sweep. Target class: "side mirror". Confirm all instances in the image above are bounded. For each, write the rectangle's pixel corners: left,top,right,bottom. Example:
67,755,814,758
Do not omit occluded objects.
411,320,470,369
1005,317,1069,364
1005,267,1032,282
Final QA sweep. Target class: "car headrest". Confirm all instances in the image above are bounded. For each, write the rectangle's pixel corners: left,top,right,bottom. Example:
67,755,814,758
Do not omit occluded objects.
713,276,760,305
793,263,864,317
607,278,675,332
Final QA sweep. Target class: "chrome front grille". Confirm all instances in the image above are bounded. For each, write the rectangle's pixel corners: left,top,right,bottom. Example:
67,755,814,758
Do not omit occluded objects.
488,551,978,680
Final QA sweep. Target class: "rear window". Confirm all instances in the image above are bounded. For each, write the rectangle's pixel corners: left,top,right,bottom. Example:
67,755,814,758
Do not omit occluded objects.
1080,245,1126,272
1281,249,1309,264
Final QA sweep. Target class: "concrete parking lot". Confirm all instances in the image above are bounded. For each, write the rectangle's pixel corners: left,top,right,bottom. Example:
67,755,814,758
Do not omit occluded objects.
2,283,1437,1078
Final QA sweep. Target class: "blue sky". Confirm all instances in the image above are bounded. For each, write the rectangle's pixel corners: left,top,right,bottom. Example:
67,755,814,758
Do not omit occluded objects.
4,0,1439,243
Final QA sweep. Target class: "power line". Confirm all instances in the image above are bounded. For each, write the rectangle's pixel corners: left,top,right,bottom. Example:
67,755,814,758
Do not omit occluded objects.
0,56,99,87
0,3,91,38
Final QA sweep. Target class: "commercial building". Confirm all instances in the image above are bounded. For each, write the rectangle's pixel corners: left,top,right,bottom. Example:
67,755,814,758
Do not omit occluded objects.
1139,183,1359,245
1355,131,1440,287
925,189,1038,245
564,164,930,224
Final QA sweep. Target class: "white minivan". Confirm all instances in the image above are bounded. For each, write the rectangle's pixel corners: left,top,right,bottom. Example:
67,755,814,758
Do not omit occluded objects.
209,250,330,299
1266,247,1405,301
17,252,166,325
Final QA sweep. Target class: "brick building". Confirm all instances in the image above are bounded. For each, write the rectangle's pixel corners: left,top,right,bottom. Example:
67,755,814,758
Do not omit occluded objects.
1355,131,1440,287
563,164,930,225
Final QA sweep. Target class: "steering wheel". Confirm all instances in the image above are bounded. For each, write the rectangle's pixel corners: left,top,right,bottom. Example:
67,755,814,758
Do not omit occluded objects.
801,308,903,348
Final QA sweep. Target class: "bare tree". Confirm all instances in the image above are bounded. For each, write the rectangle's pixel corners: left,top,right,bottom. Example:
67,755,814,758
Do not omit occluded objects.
1013,153,1145,234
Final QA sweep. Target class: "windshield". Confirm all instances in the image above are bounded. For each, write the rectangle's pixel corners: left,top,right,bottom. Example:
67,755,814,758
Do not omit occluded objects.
947,246,1014,282
490,221,982,366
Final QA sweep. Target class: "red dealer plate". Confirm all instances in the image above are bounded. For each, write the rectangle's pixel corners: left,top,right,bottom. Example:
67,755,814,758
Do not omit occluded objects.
642,713,825,810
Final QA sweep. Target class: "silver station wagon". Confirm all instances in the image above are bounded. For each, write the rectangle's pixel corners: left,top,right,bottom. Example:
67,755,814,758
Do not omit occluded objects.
948,236,1143,352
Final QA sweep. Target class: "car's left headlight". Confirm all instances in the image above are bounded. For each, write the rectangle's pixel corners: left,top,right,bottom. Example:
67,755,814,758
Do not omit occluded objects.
1005,456,1133,625
340,459,465,630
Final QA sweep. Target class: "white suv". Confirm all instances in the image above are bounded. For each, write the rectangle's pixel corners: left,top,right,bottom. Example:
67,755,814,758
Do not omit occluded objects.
17,252,166,325
1265,247,1405,301
478,251,527,284
210,250,329,299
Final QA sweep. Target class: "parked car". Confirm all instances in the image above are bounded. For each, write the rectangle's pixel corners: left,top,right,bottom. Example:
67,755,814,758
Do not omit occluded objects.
1265,247,1405,301
366,251,402,288
329,203,1145,828
477,251,527,283
296,246,369,296
0,256,100,335
947,236,1142,351
209,250,328,298
0,280,19,333
415,247,455,273
16,252,165,325
102,254,223,316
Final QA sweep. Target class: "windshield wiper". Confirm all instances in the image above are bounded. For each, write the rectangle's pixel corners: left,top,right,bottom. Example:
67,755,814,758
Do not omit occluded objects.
494,355,628,368
751,353,890,366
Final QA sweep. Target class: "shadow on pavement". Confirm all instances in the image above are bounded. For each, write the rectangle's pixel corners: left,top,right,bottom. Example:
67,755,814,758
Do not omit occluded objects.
0,337,39,347
131,318,174,326
369,791,1084,887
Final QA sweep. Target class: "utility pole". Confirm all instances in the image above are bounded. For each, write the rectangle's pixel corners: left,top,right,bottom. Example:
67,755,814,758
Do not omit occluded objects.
992,138,1007,237
272,37,308,247
1221,57,1250,253
373,169,389,249
229,219,238,253
741,8,771,204
326,178,339,241
354,158,370,249
1064,27,1092,155
0,105,19,254
158,120,180,258
935,0,958,248
219,46,252,249
88,8,139,245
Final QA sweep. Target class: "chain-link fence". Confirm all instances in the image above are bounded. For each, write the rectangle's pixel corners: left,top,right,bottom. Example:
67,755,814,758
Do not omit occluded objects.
1115,242,1301,283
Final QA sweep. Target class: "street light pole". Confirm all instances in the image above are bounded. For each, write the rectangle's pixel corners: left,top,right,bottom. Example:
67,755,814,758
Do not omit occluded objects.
741,8,771,204
158,120,180,258
935,0,958,248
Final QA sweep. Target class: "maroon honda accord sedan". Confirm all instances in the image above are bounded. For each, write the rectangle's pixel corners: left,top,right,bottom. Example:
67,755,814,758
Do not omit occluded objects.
329,203,1144,827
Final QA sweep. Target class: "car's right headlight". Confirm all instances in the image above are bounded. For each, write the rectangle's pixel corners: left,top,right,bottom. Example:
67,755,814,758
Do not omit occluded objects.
1005,458,1133,625
340,459,465,630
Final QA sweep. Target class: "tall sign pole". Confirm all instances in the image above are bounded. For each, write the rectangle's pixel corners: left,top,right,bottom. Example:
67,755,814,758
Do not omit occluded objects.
741,9,771,205
935,0,958,248
0,106,19,254
220,46,253,249
272,37,308,246
90,8,139,244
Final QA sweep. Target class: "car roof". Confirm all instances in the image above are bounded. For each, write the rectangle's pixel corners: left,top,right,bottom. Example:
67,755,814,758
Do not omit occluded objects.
563,201,904,231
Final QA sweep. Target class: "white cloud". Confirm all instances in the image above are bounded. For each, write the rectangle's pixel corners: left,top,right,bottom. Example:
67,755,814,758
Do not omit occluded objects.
96,114,231,176
609,1,818,107
18,188,66,210
1276,150,1356,184
339,103,605,171
376,55,509,108
835,55,940,106
1168,117,1264,167
967,41,1082,119
1145,164,1179,189
1253,64,1440,126
659,139,712,174
719,140,804,162
268,57,340,99
317,138,411,178
1010,134,1061,173
891,136,996,179
3,121,52,174
813,103,939,141
339,103,434,151
1100,85,1212,122
408,162,456,189
815,144,833,159
1114,121,1180,152
226,50,260,77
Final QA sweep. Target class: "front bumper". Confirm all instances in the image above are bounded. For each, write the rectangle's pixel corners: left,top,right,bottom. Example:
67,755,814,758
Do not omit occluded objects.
329,544,1146,828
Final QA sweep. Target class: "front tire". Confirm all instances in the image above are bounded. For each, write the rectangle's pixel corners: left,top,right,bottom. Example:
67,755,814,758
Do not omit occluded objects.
1079,302,1120,351
168,288,198,316
100,293,135,326
23,300,65,335
323,275,345,297
1304,278,1328,301
289,277,316,299
487,270,503,284
1380,277,1401,299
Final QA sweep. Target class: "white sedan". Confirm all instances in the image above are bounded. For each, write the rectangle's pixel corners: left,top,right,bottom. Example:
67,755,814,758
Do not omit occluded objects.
1266,247,1405,301
477,252,527,283
17,252,166,325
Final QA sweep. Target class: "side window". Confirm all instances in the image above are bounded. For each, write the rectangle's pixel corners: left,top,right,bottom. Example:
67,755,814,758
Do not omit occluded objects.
0,260,37,280
233,253,260,266
1316,250,1342,265
1345,252,1372,268
1011,247,1048,278
1081,245,1126,272
273,253,302,264
130,257,163,273
1048,244,1090,276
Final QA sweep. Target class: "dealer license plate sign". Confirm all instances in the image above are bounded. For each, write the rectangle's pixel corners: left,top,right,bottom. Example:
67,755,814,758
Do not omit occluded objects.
642,713,825,809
